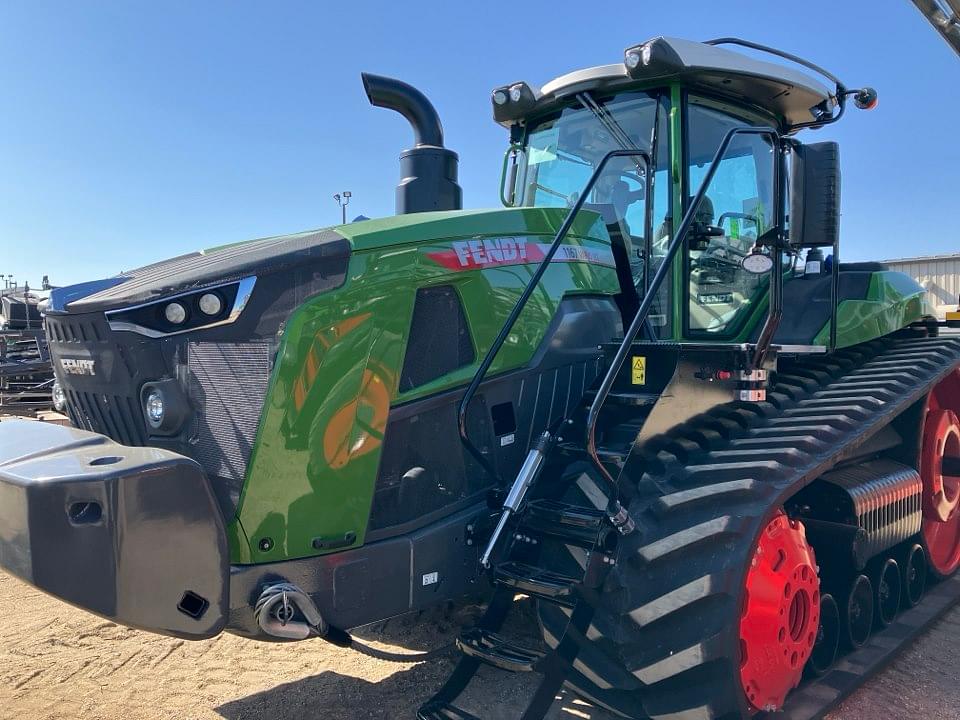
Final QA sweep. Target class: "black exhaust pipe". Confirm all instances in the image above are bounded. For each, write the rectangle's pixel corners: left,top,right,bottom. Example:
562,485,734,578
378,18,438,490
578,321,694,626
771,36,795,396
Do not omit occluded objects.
361,72,462,215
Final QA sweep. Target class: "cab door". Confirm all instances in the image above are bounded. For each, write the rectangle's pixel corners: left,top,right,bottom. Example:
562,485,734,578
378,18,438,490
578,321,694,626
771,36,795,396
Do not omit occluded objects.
683,96,778,338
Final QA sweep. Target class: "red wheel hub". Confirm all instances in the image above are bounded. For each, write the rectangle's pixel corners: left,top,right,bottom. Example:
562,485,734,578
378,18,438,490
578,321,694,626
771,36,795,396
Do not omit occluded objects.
921,370,960,578
739,511,819,712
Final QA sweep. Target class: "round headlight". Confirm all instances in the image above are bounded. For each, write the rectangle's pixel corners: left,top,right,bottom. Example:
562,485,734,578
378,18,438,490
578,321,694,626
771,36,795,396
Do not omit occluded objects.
164,302,187,324
493,90,508,106
52,381,67,412
625,51,641,69
509,85,523,103
198,292,223,316
145,390,165,426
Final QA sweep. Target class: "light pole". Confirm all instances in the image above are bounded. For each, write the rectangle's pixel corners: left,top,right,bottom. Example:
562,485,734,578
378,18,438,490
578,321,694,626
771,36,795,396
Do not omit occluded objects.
333,190,352,224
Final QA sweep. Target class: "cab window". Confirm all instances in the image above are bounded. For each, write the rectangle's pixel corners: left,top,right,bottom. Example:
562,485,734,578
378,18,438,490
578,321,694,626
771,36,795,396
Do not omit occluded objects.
519,92,672,334
684,97,777,336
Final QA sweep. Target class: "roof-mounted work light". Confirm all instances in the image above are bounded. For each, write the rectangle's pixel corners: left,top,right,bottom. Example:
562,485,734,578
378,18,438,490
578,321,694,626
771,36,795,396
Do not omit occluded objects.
491,82,538,124
623,38,685,78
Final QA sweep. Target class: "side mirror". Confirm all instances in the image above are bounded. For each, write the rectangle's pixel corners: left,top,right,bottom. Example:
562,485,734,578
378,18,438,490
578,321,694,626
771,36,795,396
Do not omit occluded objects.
789,141,840,248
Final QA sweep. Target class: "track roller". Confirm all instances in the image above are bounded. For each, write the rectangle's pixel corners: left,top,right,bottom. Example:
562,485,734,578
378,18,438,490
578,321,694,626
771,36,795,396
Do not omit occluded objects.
804,592,839,678
899,542,927,608
871,557,901,628
839,574,873,650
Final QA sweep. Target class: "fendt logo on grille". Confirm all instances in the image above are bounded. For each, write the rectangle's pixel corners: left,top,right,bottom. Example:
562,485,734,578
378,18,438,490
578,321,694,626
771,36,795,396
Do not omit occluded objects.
60,358,96,376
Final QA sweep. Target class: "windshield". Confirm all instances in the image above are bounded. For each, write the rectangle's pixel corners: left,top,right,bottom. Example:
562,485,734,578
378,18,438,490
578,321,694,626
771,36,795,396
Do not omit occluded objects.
517,91,671,330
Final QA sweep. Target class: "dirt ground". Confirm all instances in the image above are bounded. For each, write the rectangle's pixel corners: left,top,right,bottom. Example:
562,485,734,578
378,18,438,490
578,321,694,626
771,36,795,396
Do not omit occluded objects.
0,570,958,720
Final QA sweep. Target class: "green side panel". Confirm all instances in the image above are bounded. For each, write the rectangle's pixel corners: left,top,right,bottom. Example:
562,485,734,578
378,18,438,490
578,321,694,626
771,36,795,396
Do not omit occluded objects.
813,271,934,347
229,207,620,564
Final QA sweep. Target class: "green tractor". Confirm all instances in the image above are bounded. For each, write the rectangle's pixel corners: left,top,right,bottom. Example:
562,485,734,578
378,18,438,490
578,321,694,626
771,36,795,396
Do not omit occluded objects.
2,36,959,720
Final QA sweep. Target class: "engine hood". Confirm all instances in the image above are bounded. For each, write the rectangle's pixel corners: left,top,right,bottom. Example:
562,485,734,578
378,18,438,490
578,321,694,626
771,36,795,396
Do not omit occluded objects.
50,207,607,314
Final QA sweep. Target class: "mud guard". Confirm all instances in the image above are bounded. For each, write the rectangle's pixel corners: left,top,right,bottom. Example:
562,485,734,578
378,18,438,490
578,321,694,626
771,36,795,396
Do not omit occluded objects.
0,420,228,639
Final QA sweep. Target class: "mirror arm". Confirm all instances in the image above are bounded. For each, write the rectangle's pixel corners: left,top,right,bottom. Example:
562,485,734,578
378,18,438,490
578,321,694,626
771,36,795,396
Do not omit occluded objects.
754,226,781,248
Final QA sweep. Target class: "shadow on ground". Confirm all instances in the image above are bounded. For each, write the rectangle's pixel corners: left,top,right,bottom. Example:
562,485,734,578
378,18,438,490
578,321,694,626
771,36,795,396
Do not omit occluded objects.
216,662,612,720
216,599,617,720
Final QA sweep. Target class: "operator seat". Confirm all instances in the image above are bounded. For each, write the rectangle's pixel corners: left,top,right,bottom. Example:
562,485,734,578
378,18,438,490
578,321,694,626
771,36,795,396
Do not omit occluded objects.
655,195,716,245
583,199,640,323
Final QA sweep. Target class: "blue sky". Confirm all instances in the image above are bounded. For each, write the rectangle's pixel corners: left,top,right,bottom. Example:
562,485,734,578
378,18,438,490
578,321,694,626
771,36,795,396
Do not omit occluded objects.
1,1,957,288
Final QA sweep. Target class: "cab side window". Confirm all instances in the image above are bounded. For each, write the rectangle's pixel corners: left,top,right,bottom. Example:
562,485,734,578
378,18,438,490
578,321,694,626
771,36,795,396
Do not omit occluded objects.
685,99,777,335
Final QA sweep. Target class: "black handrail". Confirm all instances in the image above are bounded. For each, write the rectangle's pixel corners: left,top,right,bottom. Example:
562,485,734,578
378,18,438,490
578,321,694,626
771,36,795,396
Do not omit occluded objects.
458,148,651,483
585,127,780,493
829,238,840,351
702,38,850,131
749,139,786,370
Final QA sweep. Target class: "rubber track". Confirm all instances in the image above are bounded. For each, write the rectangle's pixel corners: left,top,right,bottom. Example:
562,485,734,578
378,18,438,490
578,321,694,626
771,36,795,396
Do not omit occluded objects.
538,335,960,720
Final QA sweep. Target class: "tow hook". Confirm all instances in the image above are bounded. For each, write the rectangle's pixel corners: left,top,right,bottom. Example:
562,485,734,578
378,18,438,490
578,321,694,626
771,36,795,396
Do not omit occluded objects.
254,581,455,662
254,582,327,640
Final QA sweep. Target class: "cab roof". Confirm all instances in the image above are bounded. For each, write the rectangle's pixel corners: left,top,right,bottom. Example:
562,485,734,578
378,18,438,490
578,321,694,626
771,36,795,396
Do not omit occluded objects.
493,36,835,130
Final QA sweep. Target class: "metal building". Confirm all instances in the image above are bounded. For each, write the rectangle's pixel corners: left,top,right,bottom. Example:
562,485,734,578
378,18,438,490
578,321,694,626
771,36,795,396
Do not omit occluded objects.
883,253,960,319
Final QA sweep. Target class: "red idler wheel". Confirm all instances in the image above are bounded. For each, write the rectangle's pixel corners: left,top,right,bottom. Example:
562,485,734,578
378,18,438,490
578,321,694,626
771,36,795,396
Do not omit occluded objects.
920,370,960,578
740,511,820,712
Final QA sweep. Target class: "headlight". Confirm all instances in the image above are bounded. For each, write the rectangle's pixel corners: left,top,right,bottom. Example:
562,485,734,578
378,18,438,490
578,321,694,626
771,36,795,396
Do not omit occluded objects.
145,390,165,427
198,292,223,316
140,379,190,436
105,276,255,338
52,381,67,412
164,302,187,325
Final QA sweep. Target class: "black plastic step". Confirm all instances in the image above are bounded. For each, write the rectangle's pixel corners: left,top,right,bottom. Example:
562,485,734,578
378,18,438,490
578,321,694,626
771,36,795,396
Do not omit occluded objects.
556,441,626,466
522,498,613,549
600,415,646,437
583,390,660,407
456,627,545,672
494,561,578,606
417,702,481,720
585,389,659,407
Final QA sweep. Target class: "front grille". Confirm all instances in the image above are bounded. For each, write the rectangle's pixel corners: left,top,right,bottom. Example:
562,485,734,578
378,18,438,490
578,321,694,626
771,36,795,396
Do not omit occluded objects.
48,312,273,520
186,342,272,513
45,314,148,445
45,315,104,343
66,390,147,446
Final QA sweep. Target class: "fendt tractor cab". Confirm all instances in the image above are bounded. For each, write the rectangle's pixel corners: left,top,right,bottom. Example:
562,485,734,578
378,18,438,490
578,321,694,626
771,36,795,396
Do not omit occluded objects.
1,37,958,720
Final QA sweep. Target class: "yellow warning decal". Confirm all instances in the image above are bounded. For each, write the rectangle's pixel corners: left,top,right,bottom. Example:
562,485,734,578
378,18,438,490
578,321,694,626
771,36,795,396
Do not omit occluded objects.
631,356,646,385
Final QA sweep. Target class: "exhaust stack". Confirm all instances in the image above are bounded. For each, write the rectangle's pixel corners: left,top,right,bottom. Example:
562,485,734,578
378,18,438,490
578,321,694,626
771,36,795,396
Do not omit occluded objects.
361,73,462,214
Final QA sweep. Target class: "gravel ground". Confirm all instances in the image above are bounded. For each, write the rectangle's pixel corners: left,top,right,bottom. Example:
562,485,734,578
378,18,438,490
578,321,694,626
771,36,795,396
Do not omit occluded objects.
0,568,958,720
825,603,960,720
2,412,959,719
